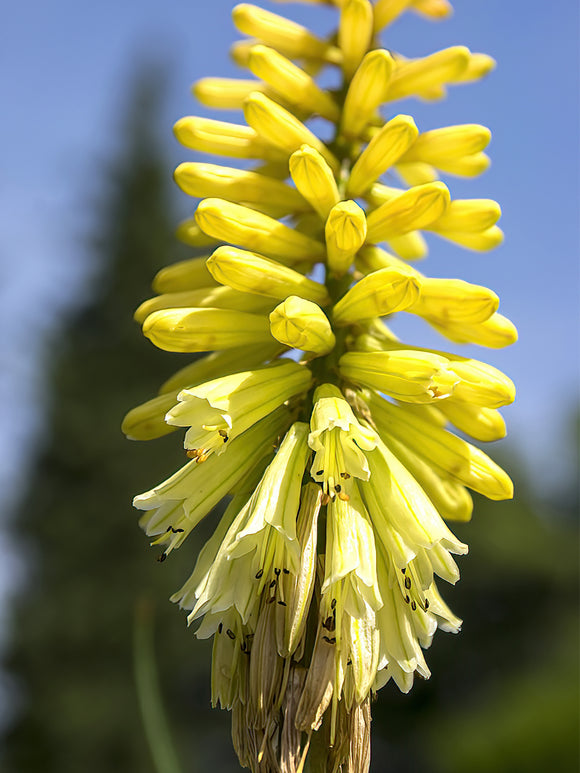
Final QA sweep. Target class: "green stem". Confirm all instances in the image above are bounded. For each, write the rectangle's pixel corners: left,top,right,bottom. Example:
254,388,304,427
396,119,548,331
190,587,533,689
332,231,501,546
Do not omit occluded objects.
134,597,184,773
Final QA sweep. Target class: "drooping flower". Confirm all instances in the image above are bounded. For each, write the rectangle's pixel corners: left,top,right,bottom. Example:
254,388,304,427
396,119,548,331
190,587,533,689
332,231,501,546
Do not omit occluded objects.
124,1,516,769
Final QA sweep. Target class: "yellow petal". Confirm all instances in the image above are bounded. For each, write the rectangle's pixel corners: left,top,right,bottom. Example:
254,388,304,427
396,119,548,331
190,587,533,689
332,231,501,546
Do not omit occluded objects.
437,401,507,442
193,77,268,109
289,145,340,220
122,392,180,441
233,3,337,62
366,182,450,242
176,218,219,248
159,343,284,394
339,349,458,403
433,225,504,251
347,114,419,197
386,46,470,102
270,296,335,355
153,256,218,293
244,92,339,172
426,312,518,349
411,0,452,19
339,0,374,78
333,267,420,325
325,200,368,276
173,116,285,161
195,198,326,264
429,199,501,233
248,45,339,121
174,162,309,213
143,307,274,353
134,287,275,324
206,245,330,305
369,395,514,500
408,277,499,324
400,124,491,165
373,0,413,32
341,49,395,138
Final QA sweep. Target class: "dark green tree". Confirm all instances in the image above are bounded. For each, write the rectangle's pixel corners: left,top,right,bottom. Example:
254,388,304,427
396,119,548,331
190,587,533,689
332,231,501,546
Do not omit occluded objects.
1,63,237,773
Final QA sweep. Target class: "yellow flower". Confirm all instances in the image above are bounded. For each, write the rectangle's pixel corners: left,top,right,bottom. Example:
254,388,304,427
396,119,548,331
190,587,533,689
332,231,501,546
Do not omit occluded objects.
124,0,516,769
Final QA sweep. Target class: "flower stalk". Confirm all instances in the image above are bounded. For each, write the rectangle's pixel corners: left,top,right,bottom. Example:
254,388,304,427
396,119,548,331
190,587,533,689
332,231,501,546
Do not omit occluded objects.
124,1,516,770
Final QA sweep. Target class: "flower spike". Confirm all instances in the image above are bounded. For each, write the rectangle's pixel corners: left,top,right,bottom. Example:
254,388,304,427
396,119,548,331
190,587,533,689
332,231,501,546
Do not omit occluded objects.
124,1,516,769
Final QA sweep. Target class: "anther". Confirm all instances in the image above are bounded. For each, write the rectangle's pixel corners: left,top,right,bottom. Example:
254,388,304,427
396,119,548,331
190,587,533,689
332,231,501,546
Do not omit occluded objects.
404,576,412,590
226,629,236,640
316,469,324,476
255,569,263,579
157,552,167,563
411,600,417,611
274,568,281,576
269,579,277,589
331,598,337,610
334,484,342,493
424,599,430,610
277,600,287,606
405,594,410,604
401,567,406,574
218,623,223,634
340,472,351,479
282,568,290,574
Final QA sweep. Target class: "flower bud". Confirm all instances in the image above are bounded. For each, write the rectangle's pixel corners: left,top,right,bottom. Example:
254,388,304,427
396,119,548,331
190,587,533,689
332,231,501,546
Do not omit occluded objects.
270,296,336,355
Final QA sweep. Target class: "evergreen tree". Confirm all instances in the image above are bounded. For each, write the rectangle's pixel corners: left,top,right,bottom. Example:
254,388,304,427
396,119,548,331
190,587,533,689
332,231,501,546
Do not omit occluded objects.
1,63,235,773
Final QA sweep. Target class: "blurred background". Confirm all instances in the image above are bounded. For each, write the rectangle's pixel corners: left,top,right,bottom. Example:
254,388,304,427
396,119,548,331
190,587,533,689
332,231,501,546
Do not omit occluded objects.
0,0,578,771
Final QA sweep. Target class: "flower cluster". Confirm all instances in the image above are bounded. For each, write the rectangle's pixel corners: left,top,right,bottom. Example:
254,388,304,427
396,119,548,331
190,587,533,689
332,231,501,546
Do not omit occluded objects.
123,0,516,769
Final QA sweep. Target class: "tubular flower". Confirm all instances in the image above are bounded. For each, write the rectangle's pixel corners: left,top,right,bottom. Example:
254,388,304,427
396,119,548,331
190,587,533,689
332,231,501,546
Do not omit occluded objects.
124,1,516,769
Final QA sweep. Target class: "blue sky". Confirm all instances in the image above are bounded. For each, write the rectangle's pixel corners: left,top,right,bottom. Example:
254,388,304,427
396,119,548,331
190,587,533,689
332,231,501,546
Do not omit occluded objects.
0,1,578,631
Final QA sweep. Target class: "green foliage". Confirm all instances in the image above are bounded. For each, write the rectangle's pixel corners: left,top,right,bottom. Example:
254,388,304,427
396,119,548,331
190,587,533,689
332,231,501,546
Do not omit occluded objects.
1,64,237,773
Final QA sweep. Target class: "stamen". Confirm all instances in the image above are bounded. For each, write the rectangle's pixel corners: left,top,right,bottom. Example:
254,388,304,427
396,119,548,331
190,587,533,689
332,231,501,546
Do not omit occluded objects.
226,629,236,640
